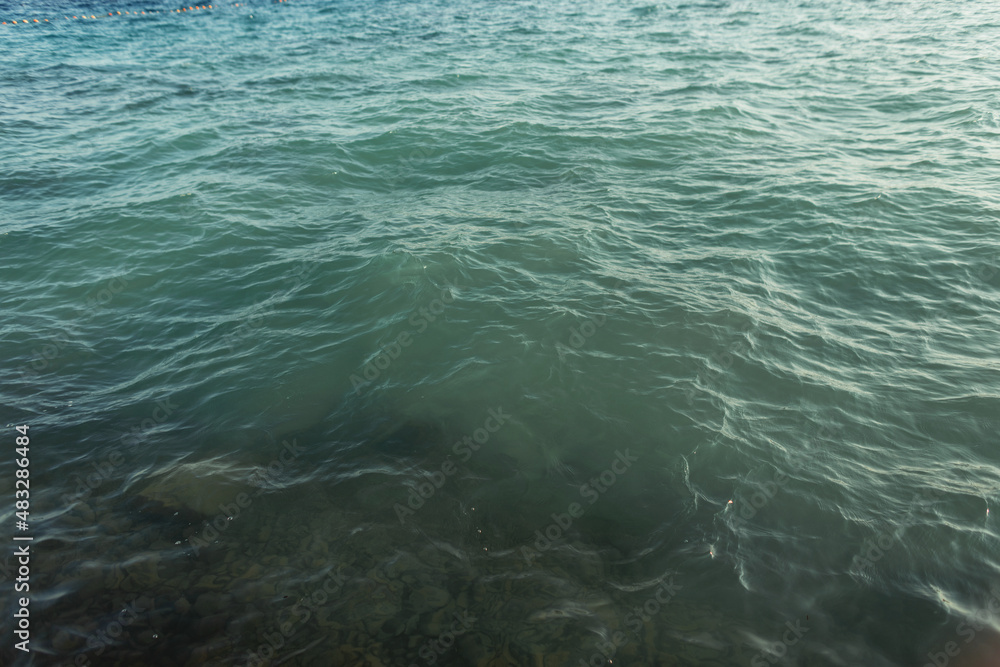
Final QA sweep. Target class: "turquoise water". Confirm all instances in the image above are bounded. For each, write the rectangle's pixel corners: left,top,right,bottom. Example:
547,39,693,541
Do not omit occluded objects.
2,0,1000,664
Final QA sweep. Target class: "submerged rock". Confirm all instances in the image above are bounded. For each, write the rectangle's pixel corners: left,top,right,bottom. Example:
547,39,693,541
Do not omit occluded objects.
137,459,256,516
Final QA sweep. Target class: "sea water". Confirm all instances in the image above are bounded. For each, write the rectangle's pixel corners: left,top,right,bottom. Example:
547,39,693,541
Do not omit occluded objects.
1,0,999,664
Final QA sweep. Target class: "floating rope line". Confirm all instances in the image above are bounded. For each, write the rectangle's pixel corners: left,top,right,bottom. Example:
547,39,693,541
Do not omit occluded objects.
2,0,291,26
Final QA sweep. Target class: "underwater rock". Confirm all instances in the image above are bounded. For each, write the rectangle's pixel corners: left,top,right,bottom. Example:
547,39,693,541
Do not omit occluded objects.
193,612,228,638
137,459,256,516
135,629,159,648
51,629,78,652
369,418,447,459
62,514,91,529
174,596,192,615
194,592,230,616
125,554,162,589
73,501,96,523
99,514,132,535
542,651,573,666
314,604,345,630
410,585,451,613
